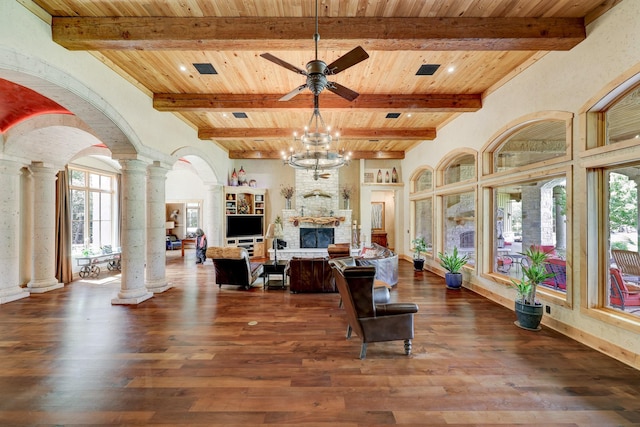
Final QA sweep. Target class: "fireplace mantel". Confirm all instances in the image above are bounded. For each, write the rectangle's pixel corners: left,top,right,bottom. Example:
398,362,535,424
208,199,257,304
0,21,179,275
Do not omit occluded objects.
288,216,346,226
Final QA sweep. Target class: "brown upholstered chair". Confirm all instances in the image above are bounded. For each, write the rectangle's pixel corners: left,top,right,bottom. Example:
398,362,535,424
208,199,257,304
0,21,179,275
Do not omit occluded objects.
286,257,336,293
329,257,418,359
206,246,263,290
328,243,351,259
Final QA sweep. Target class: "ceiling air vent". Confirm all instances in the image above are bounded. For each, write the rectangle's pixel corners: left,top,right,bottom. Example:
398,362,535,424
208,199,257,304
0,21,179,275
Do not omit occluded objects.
386,113,401,119
232,112,248,119
193,63,217,75
416,64,440,76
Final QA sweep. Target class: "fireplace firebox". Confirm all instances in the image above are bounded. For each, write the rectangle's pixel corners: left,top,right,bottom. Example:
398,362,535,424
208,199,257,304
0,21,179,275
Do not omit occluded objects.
300,228,334,248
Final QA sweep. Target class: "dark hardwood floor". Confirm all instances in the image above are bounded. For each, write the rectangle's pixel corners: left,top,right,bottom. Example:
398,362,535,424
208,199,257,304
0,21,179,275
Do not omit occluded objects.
2,250,640,426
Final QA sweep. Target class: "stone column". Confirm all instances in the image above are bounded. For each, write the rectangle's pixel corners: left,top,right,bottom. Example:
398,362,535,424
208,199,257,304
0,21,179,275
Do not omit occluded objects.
145,162,172,293
0,160,30,303
112,158,153,305
204,184,223,246
27,162,64,293
553,186,567,251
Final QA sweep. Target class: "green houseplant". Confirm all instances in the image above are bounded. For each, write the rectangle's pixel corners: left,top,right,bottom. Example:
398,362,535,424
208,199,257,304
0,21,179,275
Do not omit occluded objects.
411,236,429,271
511,245,556,331
438,246,469,289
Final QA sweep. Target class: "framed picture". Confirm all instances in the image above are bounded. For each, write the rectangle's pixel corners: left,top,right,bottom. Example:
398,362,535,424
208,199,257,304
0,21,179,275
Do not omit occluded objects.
371,202,385,230
364,171,374,183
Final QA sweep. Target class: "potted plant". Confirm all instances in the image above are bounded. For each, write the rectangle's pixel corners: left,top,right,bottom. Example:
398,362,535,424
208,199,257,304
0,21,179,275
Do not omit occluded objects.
438,246,469,289
511,246,555,331
411,236,429,271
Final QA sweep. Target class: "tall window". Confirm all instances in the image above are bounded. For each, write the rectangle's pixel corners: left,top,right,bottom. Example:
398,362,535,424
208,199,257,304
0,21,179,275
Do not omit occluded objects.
442,191,476,266
604,166,640,317
186,202,201,235
492,176,567,294
411,168,434,257
586,79,640,320
70,168,116,254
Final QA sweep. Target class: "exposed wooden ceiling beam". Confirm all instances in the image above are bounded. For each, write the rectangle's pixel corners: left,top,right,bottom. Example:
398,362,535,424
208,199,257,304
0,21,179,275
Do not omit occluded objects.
199,128,435,141
52,17,585,51
228,150,405,160
155,93,482,113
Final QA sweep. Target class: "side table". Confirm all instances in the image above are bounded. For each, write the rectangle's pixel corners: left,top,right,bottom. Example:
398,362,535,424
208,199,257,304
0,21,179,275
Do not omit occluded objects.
263,260,288,290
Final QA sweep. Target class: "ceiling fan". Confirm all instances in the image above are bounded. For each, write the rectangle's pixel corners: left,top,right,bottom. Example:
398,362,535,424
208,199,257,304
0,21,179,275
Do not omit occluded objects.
260,0,369,102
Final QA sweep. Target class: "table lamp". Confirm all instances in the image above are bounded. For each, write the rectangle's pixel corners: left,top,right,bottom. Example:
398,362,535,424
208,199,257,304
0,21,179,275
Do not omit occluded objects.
266,222,283,263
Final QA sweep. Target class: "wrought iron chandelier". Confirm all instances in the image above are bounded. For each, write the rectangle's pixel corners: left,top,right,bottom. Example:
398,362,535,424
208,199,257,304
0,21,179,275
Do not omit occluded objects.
281,95,351,178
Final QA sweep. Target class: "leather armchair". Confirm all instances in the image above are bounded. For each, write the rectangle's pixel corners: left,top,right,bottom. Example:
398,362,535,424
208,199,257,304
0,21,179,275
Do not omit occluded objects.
206,246,263,290
287,257,336,293
329,257,419,359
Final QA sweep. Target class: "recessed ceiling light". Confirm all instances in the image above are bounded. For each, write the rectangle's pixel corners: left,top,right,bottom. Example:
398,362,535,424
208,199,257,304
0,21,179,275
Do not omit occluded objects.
222,113,228,118
179,65,187,72
407,113,412,118
448,66,456,73
193,63,217,75
416,64,440,76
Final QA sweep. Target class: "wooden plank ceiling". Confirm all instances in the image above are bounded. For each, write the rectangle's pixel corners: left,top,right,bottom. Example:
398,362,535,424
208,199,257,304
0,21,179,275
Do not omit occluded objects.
31,0,620,160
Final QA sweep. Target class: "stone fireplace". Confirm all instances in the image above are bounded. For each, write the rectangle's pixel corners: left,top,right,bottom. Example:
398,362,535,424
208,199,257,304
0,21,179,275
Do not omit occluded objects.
300,227,334,248
269,169,352,260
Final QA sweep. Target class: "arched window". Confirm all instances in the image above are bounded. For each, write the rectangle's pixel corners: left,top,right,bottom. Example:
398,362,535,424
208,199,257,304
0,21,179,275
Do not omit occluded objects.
604,86,640,145
443,153,476,186
484,116,570,301
493,120,567,173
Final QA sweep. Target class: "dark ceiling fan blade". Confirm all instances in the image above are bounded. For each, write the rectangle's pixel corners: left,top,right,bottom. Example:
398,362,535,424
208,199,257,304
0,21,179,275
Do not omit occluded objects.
280,84,308,101
260,53,307,76
326,82,359,101
325,46,369,75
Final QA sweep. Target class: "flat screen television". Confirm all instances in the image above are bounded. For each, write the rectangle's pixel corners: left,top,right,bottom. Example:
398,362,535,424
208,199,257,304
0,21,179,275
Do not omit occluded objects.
226,215,264,238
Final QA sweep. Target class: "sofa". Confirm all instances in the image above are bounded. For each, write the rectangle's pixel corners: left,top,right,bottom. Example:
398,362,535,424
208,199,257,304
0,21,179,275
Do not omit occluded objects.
166,234,182,250
206,246,263,290
357,243,399,287
286,257,336,293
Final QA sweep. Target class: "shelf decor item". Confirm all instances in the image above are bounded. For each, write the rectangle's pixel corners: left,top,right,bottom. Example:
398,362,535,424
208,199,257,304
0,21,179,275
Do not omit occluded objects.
341,185,353,210
230,168,238,186
280,184,295,209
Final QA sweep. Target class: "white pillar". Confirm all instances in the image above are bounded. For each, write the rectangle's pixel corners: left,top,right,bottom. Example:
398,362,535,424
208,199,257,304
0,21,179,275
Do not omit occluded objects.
0,160,30,303
27,163,64,293
112,158,153,305
204,184,223,246
145,162,172,293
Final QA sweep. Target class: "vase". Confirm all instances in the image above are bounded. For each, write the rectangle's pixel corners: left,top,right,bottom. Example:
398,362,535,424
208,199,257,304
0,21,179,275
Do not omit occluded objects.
285,198,291,209
514,300,544,331
344,199,350,209
445,272,463,289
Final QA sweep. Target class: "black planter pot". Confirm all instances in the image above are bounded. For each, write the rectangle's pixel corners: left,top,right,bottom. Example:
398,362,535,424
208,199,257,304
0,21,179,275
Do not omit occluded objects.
445,272,463,289
514,300,544,331
413,259,425,271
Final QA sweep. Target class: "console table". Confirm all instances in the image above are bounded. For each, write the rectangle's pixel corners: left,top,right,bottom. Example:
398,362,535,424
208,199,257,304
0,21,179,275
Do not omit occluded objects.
76,251,122,278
